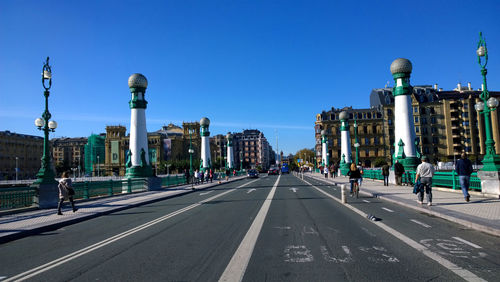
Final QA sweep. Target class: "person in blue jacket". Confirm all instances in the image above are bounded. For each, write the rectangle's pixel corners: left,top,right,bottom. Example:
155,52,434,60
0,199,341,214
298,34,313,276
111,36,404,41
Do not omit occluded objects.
455,153,473,202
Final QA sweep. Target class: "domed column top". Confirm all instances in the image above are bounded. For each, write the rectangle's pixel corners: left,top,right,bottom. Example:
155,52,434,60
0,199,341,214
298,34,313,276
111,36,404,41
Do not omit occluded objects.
390,58,413,97
200,117,210,136
339,111,349,131
128,73,148,109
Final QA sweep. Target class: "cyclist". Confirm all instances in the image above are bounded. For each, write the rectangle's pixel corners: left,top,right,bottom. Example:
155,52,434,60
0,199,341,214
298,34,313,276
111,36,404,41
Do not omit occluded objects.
347,163,361,197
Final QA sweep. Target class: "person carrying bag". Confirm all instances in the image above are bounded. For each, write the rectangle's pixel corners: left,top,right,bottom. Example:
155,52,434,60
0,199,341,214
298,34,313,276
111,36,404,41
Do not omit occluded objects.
57,171,78,215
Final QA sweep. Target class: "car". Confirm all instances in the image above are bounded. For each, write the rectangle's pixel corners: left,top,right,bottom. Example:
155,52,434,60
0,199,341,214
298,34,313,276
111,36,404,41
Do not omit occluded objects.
247,169,259,178
268,168,279,175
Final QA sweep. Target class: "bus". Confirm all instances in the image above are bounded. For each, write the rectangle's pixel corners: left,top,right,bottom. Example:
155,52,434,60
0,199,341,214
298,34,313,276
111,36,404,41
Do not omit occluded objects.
281,163,289,174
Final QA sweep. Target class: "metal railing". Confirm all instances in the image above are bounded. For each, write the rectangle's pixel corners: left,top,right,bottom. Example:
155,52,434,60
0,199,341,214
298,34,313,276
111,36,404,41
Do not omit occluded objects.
0,174,191,211
362,169,481,191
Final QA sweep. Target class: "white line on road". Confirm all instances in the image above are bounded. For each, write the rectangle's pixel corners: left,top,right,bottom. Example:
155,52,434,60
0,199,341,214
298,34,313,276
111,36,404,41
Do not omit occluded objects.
382,207,394,213
5,179,261,282
453,237,482,249
200,191,214,196
246,189,256,194
410,219,431,228
219,175,281,282
289,187,298,193
300,178,486,282
362,200,370,203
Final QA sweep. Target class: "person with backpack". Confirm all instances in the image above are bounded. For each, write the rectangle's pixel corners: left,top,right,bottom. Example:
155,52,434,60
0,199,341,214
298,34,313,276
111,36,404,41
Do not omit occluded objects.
415,155,435,206
394,160,405,185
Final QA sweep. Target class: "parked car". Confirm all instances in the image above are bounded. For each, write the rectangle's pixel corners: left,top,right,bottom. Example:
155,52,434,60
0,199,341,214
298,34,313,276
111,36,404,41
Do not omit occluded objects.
247,169,259,178
268,168,279,175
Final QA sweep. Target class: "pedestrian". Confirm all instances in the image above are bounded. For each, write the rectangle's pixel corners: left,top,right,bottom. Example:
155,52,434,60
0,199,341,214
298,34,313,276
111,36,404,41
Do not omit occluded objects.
57,171,77,215
456,153,473,202
357,161,364,188
225,168,230,181
394,160,405,185
233,169,237,176
209,168,213,183
200,170,205,184
333,163,338,178
194,169,200,185
381,162,390,186
414,155,435,206
184,169,190,184
324,166,329,178
346,163,361,195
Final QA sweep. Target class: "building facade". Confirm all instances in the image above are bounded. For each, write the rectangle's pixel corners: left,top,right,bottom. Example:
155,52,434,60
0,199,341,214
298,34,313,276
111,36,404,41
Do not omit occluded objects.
0,131,43,180
51,137,87,176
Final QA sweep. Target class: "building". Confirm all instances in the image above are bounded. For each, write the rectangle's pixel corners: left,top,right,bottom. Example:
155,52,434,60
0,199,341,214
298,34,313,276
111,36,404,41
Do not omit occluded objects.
0,131,43,180
232,129,274,170
51,137,87,175
316,83,500,167
84,134,106,176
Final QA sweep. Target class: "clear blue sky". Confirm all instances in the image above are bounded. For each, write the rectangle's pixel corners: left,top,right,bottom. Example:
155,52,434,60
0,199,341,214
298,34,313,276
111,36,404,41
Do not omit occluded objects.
1,0,499,155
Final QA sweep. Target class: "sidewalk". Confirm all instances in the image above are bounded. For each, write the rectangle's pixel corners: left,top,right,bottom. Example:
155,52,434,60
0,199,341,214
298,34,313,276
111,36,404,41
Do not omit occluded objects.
0,176,245,244
304,172,500,237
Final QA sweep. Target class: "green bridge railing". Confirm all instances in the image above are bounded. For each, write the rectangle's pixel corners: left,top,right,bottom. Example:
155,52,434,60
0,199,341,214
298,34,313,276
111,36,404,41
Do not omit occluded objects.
362,169,481,191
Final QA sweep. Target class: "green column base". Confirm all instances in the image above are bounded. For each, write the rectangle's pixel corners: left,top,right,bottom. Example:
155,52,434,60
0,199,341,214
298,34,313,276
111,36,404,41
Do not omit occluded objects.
340,162,351,176
480,154,500,172
397,156,420,172
126,165,153,178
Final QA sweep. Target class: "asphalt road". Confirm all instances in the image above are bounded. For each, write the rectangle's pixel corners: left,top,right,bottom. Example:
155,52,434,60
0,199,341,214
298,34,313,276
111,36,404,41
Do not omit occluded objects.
0,174,498,281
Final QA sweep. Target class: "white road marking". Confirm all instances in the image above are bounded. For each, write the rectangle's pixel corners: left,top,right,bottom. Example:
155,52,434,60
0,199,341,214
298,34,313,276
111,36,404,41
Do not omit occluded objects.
219,175,281,282
381,207,394,213
410,219,431,228
246,189,256,194
453,237,482,249
363,200,370,203
320,245,353,263
361,227,377,237
273,226,291,230
301,178,486,282
4,179,261,282
0,277,7,280
200,191,214,196
302,226,319,236
290,187,298,193
284,245,314,262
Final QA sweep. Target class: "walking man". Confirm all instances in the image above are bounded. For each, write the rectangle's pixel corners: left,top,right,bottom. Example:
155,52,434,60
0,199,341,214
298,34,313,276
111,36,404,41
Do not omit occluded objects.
415,155,435,206
324,166,329,179
394,160,405,185
456,153,473,202
382,162,390,186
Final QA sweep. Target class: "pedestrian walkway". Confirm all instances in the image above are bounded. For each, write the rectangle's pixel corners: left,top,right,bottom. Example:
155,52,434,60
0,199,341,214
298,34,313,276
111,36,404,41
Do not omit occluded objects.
304,172,500,237
0,176,245,244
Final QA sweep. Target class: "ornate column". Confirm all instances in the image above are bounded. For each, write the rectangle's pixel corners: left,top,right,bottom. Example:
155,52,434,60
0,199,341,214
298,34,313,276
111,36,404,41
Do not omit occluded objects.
339,111,352,175
390,58,419,171
226,133,234,169
125,73,153,178
200,117,212,172
321,130,329,167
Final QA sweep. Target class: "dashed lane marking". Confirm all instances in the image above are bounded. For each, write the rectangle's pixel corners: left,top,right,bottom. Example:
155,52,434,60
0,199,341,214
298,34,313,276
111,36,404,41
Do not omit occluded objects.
363,200,370,203
410,219,431,228
382,207,394,213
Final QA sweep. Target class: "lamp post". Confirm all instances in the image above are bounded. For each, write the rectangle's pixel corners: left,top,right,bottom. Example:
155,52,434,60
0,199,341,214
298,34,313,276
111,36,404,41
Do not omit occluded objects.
97,155,100,177
240,151,243,171
188,128,194,176
474,32,500,172
15,157,18,182
34,57,58,185
354,118,360,165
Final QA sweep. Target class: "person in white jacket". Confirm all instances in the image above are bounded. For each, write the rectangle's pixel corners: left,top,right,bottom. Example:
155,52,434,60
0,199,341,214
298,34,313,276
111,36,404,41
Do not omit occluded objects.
57,171,77,215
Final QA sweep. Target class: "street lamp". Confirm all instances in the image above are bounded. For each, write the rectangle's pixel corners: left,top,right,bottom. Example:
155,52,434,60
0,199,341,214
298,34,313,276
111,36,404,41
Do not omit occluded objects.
97,155,100,177
15,157,19,182
188,128,194,176
474,32,500,171
33,57,58,184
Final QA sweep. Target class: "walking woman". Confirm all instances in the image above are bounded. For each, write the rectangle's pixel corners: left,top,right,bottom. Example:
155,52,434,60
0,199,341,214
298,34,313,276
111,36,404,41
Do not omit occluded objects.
57,171,77,215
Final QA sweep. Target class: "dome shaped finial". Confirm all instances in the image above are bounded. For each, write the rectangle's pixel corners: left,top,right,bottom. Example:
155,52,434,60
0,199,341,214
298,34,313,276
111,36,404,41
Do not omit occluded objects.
200,117,210,126
339,111,349,120
128,73,148,88
390,58,412,75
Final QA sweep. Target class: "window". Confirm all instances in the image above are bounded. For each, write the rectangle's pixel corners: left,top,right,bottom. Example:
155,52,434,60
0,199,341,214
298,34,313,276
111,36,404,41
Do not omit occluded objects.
432,137,439,144
414,116,419,123
424,147,430,154
431,117,437,124
415,126,419,133
421,117,427,125
365,149,370,157
414,107,418,113
422,127,428,134
388,119,392,125
364,137,370,145
387,109,392,115
363,126,367,134
462,112,469,118
431,127,437,134
463,121,469,126
367,113,372,119
372,125,377,133
430,107,435,114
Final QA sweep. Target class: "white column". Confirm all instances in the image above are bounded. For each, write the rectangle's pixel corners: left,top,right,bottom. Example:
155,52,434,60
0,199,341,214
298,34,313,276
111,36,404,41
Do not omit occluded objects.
130,107,149,166
341,129,352,163
227,146,234,169
394,86,416,157
322,142,327,165
201,135,211,169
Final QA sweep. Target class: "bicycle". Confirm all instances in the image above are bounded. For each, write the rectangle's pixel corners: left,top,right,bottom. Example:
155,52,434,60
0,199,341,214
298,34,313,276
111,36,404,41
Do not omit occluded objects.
353,180,359,198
